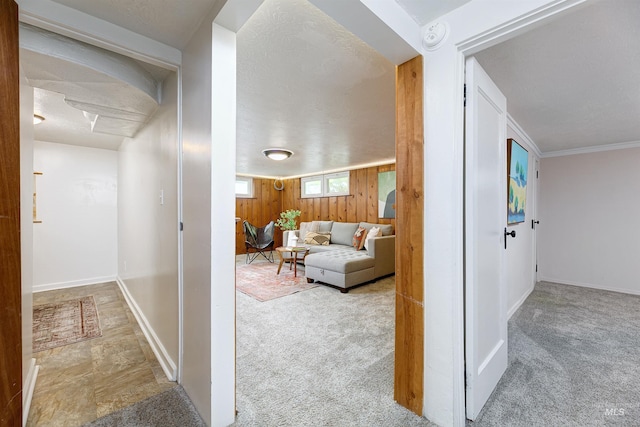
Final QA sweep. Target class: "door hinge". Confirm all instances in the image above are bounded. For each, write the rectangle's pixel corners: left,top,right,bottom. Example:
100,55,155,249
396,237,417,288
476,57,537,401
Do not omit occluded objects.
537,170,539,179
463,84,467,107
180,222,184,231
536,264,538,272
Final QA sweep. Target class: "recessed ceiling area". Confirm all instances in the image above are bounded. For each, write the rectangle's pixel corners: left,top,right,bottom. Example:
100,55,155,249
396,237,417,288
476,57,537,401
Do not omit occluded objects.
474,0,640,154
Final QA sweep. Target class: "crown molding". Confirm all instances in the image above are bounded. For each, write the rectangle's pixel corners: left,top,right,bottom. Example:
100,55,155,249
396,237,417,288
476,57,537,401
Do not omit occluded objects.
507,113,542,158
541,140,640,158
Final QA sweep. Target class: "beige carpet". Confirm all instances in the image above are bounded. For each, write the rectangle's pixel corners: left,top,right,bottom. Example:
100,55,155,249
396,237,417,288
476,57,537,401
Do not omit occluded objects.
33,295,102,352
236,262,318,302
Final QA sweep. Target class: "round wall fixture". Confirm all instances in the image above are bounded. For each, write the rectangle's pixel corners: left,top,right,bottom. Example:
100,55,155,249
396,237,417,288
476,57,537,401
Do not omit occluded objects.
422,22,448,50
273,179,284,191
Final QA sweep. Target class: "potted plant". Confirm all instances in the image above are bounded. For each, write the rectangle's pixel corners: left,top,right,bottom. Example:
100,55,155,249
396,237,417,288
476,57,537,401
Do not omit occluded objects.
276,209,301,246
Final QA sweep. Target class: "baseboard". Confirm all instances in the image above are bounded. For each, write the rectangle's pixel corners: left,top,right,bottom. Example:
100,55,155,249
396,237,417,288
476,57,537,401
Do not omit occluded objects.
507,284,535,319
33,275,117,293
116,276,177,381
538,276,640,296
22,358,39,427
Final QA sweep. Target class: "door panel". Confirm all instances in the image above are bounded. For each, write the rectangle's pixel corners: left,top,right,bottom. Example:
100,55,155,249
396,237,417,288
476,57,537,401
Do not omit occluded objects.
465,57,507,420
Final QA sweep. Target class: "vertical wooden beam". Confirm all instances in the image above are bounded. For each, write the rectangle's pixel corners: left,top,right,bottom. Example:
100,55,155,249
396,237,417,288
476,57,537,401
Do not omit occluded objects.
0,1,22,425
394,55,424,415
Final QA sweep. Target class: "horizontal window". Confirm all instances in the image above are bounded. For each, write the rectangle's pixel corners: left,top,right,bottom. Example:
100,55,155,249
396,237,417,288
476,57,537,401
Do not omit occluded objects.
301,172,349,198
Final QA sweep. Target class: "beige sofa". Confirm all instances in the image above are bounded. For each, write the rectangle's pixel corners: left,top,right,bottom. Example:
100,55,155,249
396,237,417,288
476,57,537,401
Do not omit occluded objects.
284,221,395,292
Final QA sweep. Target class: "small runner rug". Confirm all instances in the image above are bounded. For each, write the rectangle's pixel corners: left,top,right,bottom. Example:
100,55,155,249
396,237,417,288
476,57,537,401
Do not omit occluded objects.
236,262,318,302
33,295,102,353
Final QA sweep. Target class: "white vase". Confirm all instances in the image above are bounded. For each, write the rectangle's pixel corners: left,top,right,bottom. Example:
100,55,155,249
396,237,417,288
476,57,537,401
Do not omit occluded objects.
288,233,299,247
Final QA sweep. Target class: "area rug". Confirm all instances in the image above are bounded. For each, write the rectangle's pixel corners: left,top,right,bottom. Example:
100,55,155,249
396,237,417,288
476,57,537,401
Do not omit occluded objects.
236,262,318,302
33,296,102,353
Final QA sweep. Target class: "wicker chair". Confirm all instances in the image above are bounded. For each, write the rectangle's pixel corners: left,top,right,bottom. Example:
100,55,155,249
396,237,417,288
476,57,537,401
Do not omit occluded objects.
243,220,275,264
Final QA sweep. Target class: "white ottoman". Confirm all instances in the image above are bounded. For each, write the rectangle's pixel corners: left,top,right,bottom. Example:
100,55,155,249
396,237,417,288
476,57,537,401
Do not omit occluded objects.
304,249,375,293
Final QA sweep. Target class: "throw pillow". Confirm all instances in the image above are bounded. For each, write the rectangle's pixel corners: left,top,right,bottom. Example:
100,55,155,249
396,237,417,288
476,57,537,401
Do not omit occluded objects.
364,226,381,250
352,226,368,250
298,222,318,241
304,231,331,246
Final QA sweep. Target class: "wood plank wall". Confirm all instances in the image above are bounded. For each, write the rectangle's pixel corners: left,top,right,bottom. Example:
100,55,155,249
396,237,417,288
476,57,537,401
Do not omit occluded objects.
235,177,284,255
394,55,424,415
235,164,397,255
0,1,23,424
281,164,396,227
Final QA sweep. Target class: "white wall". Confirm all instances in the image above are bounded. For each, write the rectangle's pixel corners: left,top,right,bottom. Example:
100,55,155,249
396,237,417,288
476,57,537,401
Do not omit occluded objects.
21,71,37,423
539,147,640,295
117,72,179,379
33,141,117,291
181,10,214,426
505,120,539,317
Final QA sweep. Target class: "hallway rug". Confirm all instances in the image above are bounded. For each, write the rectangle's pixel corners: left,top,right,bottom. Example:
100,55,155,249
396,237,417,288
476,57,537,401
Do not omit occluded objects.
236,262,318,302
33,295,102,352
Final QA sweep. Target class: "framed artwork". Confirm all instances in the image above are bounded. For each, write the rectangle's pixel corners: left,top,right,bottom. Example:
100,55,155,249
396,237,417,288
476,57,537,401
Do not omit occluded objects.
507,139,528,224
378,170,396,219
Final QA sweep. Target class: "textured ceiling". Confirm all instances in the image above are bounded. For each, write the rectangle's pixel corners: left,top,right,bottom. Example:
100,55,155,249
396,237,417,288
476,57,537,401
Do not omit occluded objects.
236,0,396,177
474,0,640,153
50,0,219,49
395,0,472,25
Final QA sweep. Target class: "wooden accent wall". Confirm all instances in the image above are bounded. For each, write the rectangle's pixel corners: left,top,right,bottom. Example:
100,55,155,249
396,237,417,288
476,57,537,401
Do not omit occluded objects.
235,177,284,254
281,164,396,228
394,56,424,415
0,1,23,425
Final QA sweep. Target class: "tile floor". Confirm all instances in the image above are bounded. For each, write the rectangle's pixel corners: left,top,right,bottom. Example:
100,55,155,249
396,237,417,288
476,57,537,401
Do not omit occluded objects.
27,282,176,426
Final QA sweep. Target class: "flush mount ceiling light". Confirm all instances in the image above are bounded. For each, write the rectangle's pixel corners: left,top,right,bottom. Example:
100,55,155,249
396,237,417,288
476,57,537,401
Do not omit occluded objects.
33,114,45,125
262,148,293,161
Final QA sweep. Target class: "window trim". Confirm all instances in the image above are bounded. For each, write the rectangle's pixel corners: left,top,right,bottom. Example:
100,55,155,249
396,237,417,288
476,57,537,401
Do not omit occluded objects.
235,176,254,198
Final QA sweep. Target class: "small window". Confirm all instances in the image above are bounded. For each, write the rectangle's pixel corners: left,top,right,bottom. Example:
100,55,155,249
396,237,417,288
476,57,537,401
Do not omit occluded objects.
301,176,323,198
301,172,349,198
235,176,253,198
325,172,349,196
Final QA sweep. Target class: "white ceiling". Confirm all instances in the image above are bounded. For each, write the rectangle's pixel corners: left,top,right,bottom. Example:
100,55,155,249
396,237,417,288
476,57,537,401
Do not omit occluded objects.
236,0,396,177
50,0,220,49
22,0,640,175
474,0,640,154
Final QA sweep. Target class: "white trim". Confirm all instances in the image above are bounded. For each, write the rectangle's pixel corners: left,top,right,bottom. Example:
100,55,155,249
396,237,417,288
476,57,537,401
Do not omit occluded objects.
33,275,117,293
541,140,640,158
537,276,640,297
176,65,184,385
18,0,181,69
116,277,178,381
22,358,39,427
508,284,535,319
507,114,542,158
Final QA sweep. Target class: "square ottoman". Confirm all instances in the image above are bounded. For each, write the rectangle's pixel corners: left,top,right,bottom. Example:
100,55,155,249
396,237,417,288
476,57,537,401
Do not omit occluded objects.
304,249,375,293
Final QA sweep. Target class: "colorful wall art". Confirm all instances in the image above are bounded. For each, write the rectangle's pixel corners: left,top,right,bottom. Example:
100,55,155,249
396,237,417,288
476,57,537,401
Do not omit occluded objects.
378,170,396,219
507,139,528,224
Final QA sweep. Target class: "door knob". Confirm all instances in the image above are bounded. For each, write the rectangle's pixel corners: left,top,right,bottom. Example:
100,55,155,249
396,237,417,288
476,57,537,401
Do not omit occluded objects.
504,228,516,249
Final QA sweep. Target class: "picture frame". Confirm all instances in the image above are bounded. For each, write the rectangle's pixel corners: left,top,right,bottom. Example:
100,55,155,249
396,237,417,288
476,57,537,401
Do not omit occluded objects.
378,170,396,219
507,139,528,224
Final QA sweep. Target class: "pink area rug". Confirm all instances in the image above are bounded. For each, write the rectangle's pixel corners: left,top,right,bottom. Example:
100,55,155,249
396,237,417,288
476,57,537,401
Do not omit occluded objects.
236,262,318,302
33,296,102,353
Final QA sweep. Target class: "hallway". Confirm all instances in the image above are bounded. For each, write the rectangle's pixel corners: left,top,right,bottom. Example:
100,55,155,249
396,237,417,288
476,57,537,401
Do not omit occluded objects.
28,282,175,426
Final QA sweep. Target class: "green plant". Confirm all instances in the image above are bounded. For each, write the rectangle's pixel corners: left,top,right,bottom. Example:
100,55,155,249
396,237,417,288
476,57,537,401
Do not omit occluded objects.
276,209,301,231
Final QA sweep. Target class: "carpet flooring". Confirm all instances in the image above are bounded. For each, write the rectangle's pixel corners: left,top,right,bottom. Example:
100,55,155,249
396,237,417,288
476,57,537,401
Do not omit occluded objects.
469,281,640,426
33,295,102,352
233,272,433,426
82,386,205,427
236,262,318,301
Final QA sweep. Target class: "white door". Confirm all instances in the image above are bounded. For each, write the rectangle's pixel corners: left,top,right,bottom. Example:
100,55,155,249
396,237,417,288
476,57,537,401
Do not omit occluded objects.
464,57,508,420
